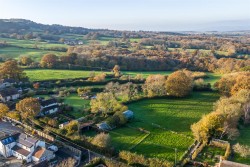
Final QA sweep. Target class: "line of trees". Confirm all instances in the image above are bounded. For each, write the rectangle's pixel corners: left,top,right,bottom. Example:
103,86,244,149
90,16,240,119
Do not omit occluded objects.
191,72,250,142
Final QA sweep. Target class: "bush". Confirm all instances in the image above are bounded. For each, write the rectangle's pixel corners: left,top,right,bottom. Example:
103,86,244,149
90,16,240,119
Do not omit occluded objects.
193,79,211,91
233,143,250,158
91,133,111,148
119,151,172,167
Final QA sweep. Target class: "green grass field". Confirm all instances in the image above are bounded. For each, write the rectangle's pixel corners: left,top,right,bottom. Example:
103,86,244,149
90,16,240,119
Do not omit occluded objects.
123,71,222,86
25,69,110,81
232,126,250,164
0,46,65,61
63,94,90,118
26,69,222,85
110,91,219,162
0,37,67,49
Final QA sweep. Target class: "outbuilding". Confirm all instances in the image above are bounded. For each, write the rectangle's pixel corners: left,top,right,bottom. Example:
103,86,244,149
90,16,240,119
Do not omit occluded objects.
123,110,134,119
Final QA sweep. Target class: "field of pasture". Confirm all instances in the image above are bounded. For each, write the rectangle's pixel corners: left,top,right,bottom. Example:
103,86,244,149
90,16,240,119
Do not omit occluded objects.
232,126,250,164
25,69,111,81
110,91,219,163
25,69,222,86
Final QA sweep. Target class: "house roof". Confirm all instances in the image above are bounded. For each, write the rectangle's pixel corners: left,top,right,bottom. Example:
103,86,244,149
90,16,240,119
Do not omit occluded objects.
0,136,15,145
33,147,54,161
41,105,59,113
33,147,46,159
219,160,250,167
0,88,19,97
80,121,94,129
12,145,30,157
16,133,38,148
40,98,57,107
0,132,19,145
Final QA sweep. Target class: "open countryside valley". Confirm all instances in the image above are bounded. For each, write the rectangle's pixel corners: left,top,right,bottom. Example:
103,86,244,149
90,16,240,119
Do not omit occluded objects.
0,1,250,167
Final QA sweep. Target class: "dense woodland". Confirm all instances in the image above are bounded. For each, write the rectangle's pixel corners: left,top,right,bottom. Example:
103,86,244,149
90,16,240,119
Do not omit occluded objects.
0,19,250,73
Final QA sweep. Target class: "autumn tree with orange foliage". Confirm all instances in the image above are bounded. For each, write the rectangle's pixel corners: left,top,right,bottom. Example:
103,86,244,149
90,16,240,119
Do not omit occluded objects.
16,98,41,118
214,72,250,96
0,60,27,81
0,103,9,118
142,74,167,97
166,70,193,97
40,54,58,68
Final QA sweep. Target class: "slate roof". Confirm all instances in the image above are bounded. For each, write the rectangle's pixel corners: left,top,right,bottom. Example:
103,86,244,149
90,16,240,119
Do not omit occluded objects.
12,145,30,157
0,132,19,145
0,136,15,145
41,105,59,113
40,99,57,107
0,88,19,97
16,133,38,148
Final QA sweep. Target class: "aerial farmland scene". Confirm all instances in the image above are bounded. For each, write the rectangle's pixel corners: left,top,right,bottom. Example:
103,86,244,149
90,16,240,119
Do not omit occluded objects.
0,0,250,167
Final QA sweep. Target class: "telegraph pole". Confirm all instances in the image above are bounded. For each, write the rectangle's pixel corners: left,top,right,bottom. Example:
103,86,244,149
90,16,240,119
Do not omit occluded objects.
175,148,177,166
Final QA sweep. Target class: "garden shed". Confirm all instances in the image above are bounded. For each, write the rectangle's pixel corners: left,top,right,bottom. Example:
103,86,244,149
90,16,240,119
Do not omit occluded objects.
123,110,134,119
96,122,111,131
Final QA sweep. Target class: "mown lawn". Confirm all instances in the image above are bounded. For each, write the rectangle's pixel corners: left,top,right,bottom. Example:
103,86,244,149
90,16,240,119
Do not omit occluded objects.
110,127,147,151
111,91,219,163
25,69,109,81
63,94,90,119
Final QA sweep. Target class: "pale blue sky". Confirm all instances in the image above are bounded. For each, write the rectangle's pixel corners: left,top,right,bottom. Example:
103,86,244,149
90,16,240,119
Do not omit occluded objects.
1,0,250,31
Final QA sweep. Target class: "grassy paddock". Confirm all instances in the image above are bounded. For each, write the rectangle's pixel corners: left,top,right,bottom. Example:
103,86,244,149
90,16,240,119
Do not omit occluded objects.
232,126,250,164
0,47,65,61
63,94,90,118
26,69,222,85
25,69,109,81
0,37,67,49
111,91,219,162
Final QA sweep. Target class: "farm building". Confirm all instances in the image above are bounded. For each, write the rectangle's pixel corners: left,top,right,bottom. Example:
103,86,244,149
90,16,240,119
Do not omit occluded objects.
96,122,112,131
0,87,20,102
80,121,94,131
123,110,134,119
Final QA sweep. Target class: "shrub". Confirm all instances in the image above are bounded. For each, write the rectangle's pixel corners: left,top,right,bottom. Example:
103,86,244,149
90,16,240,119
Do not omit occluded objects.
91,133,111,148
233,143,250,158
119,151,172,167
